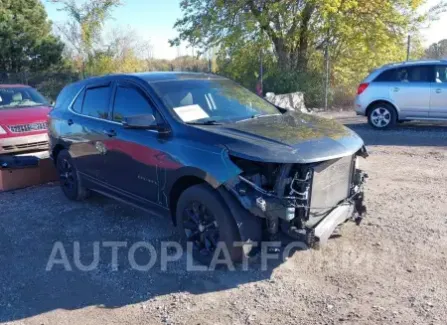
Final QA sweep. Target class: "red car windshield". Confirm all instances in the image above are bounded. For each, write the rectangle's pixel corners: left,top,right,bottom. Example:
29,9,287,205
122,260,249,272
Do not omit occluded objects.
0,87,49,109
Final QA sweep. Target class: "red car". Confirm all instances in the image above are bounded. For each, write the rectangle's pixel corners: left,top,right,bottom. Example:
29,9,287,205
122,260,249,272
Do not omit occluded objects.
0,84,51,154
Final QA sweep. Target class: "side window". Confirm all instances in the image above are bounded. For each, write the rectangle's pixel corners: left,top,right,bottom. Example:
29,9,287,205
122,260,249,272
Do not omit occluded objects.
71,89,84,113
112,86,154,123
375,66,432,83
435,66,447,83
375,69,397,82
82,86,111,119
405,66,432,82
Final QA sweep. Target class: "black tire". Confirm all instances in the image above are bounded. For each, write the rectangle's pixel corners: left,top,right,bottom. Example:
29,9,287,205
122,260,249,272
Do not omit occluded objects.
56,150,90,201
176,184,242,266
367,103,397,129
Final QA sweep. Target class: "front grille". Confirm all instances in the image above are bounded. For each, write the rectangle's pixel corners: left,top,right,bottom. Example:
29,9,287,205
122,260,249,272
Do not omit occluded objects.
1,141,48,152
8,122,47,133
309,155,354,215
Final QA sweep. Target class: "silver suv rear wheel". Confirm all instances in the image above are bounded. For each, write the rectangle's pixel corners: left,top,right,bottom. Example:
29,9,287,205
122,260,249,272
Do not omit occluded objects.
368,104,396,129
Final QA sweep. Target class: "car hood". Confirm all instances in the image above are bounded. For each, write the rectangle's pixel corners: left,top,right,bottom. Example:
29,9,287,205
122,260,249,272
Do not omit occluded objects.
195,111,365,163
0,106,51,125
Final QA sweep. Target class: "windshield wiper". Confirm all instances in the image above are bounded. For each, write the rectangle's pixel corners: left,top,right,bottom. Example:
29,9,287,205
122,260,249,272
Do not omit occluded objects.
236,113,279,123
187,120,222,125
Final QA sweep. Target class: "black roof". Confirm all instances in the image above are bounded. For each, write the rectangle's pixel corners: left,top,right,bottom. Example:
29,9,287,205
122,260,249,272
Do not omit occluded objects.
78,71,223,84
133,71,224,83
67,72,225,90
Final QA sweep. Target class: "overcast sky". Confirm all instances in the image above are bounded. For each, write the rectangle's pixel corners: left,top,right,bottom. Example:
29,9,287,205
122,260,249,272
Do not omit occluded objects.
43,0,447,60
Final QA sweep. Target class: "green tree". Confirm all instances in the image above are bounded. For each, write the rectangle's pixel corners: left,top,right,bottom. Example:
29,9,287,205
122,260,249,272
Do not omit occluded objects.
0,0,64,72
50,0,122,77
171,0,426,73
425,39,447,59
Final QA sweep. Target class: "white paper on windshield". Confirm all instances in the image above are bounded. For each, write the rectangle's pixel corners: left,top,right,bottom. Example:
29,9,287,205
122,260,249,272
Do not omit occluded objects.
173,104,209,122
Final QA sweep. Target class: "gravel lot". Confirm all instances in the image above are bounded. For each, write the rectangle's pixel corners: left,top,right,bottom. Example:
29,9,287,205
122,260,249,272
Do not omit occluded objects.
1,112,447,325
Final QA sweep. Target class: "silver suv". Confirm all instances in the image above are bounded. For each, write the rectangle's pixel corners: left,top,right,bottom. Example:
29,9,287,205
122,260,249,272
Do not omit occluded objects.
355,60,447,128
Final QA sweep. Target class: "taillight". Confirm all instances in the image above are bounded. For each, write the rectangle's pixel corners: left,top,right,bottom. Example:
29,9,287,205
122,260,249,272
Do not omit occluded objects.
357,83,369,95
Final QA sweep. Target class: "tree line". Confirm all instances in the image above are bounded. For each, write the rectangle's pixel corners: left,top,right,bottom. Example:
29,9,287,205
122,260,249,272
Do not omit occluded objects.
0,0,446,106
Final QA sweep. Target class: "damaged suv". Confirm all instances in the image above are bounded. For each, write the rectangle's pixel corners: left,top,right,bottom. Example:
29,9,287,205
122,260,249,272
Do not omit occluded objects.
49,72,367,264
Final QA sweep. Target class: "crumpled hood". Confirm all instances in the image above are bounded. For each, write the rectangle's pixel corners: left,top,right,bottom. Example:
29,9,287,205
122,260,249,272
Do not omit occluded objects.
196,111,365,163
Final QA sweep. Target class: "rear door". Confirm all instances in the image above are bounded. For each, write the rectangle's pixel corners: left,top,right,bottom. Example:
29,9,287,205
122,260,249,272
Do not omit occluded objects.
429,65,447,118
68,82,113,182
376,65,432,118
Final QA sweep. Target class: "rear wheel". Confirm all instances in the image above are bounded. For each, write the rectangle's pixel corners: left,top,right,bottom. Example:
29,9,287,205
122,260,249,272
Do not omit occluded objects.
56,150,90,201
367,103,397,129
176,184,242,266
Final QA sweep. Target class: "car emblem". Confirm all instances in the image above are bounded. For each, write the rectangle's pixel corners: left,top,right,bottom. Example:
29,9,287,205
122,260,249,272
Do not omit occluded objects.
29,123,39,130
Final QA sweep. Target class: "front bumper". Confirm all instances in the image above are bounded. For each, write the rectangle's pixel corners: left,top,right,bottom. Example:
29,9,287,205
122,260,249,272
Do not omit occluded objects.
0,133,49,154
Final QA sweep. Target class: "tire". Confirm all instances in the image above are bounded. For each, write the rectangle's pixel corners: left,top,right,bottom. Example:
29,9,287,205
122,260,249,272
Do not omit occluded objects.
176,184,242,266
56,149,90,201
367,103,397,129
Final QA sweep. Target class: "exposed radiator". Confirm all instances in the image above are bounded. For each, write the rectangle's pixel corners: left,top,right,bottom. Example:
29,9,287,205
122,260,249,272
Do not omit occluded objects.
309,155,354,216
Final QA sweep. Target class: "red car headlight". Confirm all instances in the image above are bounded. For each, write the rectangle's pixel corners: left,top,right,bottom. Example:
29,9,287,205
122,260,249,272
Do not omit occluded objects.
0,126,6,135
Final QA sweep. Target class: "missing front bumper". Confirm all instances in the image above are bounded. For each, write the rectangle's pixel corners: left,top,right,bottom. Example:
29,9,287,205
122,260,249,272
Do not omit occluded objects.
224,165,367,247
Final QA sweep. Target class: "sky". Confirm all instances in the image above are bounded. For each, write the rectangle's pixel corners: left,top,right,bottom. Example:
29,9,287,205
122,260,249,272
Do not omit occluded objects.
43,0,447,60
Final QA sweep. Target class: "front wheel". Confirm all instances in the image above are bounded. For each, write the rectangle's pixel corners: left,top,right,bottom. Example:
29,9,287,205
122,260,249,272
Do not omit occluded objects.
176,184,242,266
367,103,397,129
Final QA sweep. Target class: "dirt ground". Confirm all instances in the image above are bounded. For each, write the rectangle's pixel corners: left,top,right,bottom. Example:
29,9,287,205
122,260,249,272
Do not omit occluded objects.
1,112,447,325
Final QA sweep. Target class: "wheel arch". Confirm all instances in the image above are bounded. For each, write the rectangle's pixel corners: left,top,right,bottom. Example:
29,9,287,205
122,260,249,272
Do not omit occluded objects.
51,143,66,164
167,167,223,225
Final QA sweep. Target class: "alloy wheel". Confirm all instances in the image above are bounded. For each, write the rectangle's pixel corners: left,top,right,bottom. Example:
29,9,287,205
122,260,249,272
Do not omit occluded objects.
182,201,219,257
58,158,75,191
371,107,391,128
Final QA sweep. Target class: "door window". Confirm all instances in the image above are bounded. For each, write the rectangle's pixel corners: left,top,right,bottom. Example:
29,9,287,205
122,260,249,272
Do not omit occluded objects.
375,69,397,82
112,86,154,123
82,86,111,119
375,66,433,83
435,66,447,83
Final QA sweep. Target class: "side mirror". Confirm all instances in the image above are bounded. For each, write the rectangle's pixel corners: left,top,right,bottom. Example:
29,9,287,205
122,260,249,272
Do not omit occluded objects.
123,114,158,130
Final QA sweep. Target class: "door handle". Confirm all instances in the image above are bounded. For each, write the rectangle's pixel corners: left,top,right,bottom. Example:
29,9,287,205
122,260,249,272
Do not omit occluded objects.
436,88,442,94
393,87,400,92
67,119,73,126
103,129,117,137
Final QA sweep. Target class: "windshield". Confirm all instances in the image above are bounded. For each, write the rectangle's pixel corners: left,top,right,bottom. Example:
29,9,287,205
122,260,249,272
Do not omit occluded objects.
0,87,49,109
150,78,279,123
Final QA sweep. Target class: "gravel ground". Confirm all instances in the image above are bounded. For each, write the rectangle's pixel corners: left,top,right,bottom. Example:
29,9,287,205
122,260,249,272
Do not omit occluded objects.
1,112,447,325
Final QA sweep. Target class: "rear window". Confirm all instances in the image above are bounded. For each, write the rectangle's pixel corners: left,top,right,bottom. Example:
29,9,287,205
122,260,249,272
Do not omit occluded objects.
0,87,49,109
81,86,111,119
55,85,82,111
71,89,84,113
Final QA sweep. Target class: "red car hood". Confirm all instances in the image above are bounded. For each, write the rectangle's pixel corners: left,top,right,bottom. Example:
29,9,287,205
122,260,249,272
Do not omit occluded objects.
0,106,51,125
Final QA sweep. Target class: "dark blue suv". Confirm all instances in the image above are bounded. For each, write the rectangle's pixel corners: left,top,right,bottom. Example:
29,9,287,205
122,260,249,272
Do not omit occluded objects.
49,72,367,264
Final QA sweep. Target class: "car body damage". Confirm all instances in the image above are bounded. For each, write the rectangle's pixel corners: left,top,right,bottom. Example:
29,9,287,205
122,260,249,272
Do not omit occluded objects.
210,112,369,248
223,148,368,247
50,72,369,263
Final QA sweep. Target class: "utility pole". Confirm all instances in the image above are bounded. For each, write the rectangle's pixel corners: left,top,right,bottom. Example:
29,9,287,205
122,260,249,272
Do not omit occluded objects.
407,35,411,61
260,48,263,94
324,43,330,110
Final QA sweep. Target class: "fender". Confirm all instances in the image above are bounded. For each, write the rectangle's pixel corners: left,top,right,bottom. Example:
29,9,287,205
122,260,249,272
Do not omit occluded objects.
166,166,222,195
